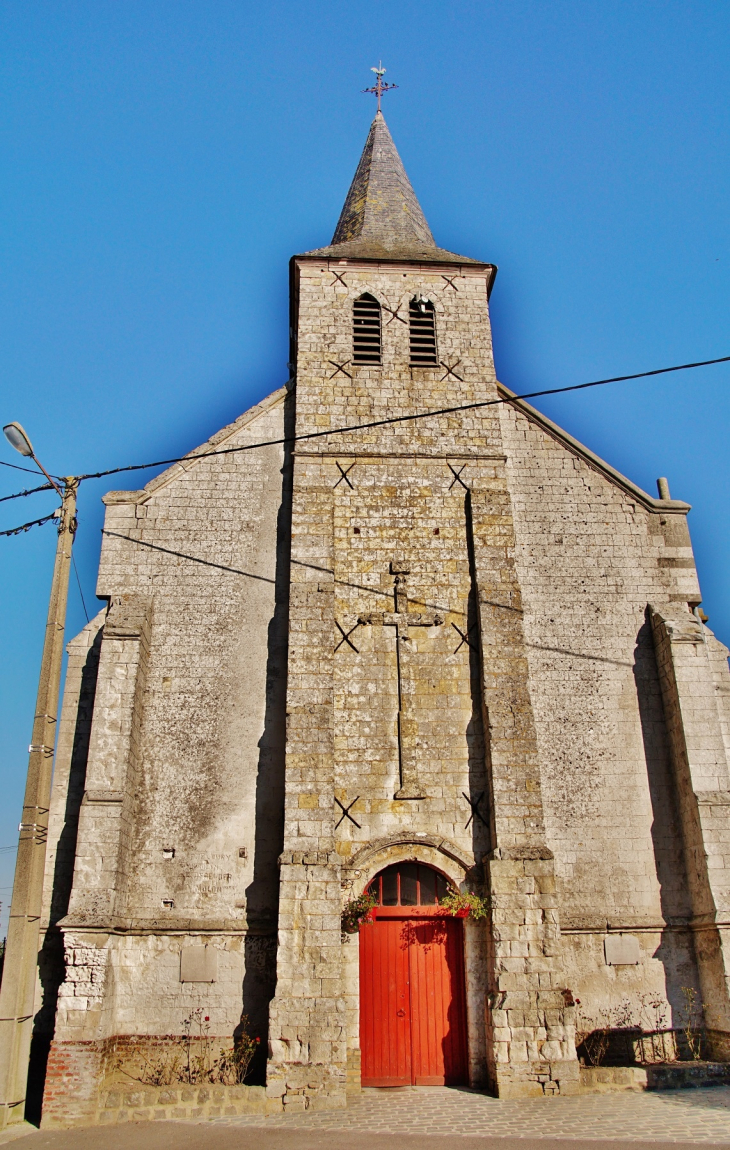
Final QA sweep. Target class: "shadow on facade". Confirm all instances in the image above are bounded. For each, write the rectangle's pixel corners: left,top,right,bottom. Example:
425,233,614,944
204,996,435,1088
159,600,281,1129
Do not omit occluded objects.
464,491,491,865
440,916,469,1086
633,612,700,1025
241,389,294,1084
27,626,103,1125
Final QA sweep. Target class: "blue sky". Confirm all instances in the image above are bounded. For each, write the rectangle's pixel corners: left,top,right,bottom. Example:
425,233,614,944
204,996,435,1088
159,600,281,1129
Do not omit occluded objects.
1,1,729,932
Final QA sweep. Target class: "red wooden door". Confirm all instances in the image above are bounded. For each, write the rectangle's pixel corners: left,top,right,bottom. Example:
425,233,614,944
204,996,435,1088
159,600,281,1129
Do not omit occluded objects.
360,909,468,1087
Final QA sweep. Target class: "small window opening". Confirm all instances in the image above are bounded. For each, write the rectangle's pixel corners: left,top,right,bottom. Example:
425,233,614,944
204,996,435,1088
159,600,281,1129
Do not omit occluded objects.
368,862,450,906
409,296,438,365
353,293,381,364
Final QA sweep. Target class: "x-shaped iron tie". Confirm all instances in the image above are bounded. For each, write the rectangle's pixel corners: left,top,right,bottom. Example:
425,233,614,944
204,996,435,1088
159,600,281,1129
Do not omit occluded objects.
441,275,459,291
335,620,361,653
463,791,489,829
440,359,464,382
452,622,479,654
335,796,361,829
381,301,406,326
329,360,353,379
448,463,469,491
334,462,355,489
330,270,348,288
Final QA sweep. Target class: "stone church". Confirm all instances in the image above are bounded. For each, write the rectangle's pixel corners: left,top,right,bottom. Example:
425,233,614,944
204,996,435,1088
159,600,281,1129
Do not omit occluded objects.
34,109,730,1124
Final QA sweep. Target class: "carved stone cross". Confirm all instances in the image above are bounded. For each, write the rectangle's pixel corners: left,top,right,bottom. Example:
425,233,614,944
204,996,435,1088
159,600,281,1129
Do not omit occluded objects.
359,562,444,799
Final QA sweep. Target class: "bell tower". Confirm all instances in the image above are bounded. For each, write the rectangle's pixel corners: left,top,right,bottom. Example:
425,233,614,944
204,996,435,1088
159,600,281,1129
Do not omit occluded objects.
267,98,580,1106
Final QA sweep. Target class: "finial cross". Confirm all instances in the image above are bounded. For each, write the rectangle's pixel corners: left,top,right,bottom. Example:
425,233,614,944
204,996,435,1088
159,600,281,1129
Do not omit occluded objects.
362,62,398,112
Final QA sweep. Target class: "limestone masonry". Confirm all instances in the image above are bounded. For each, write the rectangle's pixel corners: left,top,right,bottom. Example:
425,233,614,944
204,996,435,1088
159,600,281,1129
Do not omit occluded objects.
33,110,730,1126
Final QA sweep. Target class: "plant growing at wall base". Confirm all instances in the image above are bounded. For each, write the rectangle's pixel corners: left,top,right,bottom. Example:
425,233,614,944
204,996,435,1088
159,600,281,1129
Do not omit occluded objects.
114,1009,260,1086
680,986,705,1061
341,892,378,934
439,889,490,920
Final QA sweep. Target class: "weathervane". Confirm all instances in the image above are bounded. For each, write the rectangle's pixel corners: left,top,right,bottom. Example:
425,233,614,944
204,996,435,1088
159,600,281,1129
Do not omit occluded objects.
362,62,398,112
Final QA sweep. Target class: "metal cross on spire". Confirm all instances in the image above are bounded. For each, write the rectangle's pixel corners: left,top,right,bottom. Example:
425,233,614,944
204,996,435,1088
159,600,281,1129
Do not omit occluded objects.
362,62,398,112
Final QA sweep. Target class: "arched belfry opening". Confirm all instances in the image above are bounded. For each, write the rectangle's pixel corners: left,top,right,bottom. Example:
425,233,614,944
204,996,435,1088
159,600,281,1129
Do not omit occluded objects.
408,295,437,365
359,862,468,1087
353,292,382,364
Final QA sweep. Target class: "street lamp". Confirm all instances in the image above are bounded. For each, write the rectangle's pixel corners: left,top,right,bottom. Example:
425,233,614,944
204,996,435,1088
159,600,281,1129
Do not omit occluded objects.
2,423,34,456
3,423,64,497
0,426,78,1130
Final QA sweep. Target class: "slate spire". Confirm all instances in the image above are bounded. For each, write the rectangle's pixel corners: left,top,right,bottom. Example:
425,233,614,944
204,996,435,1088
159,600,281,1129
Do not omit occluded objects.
304,112,480,264
331,110,435,250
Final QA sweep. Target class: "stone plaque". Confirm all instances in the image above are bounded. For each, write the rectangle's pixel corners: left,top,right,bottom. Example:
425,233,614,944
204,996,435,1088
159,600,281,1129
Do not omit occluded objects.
180,944,218,983
604,934,640,966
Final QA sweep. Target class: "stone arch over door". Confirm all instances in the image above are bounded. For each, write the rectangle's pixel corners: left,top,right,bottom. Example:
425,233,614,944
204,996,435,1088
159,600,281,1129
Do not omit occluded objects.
341,837,488,1090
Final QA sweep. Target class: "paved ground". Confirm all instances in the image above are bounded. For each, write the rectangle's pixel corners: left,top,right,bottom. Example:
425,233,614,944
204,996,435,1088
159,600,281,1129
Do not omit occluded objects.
218,1084,730,1143
1,1085,729,1149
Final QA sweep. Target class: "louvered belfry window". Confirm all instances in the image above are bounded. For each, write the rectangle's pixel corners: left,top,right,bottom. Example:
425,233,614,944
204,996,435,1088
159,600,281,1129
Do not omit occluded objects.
409,296,438,365
353,293,382,364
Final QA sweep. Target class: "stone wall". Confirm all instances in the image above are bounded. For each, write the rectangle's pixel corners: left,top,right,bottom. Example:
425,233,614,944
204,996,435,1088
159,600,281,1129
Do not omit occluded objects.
40,387,291,1119
43,1070,271,1129
497,395,707,1032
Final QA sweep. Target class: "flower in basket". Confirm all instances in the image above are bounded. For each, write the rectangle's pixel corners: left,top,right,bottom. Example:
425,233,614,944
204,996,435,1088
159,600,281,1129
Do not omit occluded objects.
439,889,490,921
341,892,378,934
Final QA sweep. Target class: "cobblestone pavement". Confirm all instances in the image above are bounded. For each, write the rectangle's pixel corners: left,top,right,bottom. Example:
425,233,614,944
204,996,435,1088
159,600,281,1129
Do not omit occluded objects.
209,1085,730,1143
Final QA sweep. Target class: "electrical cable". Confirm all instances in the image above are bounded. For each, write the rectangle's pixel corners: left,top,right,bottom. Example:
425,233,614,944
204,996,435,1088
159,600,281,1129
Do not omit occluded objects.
1,352,729,504
0,483,54,504
64,353,730,483
0,512,56,538
0,459,43,476
72,554,90,623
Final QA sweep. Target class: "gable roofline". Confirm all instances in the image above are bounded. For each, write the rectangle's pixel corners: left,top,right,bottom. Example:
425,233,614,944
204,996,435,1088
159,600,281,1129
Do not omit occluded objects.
497,381,691,515
300,240,484,265
102,385,288,507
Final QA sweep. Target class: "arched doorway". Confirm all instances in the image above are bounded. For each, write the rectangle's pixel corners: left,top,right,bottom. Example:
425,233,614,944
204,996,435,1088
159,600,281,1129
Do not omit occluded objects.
359,862,468,1087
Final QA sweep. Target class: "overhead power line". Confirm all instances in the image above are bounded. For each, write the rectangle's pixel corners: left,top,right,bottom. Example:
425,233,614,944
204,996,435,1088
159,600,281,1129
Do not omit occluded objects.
72,554,90,623
0,512,57,538
60,353,730,482
0,459,44,476
1,354,729,510
0,483,54,505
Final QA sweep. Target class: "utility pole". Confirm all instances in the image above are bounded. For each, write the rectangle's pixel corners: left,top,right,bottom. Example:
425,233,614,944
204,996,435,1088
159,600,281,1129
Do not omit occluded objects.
0,475,77,1129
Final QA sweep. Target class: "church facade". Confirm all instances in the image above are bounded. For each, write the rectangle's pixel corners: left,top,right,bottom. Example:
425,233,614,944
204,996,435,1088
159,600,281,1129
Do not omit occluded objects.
35,111,730,1124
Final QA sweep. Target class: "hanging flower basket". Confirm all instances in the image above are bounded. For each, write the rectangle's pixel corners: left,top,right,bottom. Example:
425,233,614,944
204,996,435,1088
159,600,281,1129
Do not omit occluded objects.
439,889,491,921
341,892,378,935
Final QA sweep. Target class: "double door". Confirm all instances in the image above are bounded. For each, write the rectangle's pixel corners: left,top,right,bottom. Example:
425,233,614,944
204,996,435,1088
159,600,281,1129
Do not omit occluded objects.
359,910,468,1086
